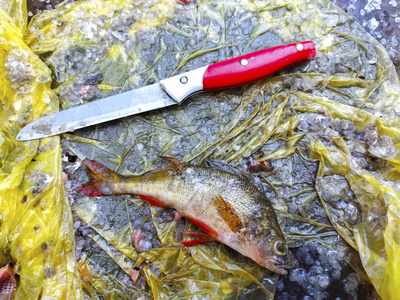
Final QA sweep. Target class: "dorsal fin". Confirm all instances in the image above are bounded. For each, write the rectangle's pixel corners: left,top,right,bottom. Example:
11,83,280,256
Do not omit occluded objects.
159,156,188,172
205,160,242,175
205,160,253,182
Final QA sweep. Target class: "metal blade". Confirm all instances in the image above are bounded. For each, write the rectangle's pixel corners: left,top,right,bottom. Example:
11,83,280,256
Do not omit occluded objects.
16,83,177,141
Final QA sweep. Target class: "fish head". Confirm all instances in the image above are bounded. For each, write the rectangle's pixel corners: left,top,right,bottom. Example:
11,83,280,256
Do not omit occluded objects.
254,235,291,275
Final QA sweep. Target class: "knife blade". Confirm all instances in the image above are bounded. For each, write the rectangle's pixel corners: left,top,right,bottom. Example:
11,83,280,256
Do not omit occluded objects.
16,41,316,141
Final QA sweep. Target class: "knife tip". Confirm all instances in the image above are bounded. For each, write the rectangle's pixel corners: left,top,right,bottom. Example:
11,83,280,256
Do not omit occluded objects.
16,133,31,141
16,127,41,141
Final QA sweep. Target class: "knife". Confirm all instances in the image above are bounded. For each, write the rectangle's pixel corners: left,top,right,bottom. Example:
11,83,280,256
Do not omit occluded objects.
16,41,316,141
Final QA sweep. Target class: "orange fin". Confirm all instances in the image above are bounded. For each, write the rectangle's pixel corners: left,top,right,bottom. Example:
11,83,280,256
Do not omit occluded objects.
181,239,215,246
138,194,168,207
215,196,243,232
159,156,187,172
79,160,119,196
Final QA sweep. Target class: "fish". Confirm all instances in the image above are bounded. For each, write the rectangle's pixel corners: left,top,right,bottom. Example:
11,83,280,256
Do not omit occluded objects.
0,263,16,300
80,157,291,275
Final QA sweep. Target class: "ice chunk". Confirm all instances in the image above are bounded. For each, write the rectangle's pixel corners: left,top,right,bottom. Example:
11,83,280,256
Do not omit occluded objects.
317,245,327,255
345,273,360,292
331,269,341,280
318,274,330,288
137,239,152,252
364,126,378,145
367,18,379,31
276,280,284,292
289,268,307,284
368,136,398,159
43,265,56,278
78,20,98,40
364,0,381,13
112,30,127,41
304,254,315,266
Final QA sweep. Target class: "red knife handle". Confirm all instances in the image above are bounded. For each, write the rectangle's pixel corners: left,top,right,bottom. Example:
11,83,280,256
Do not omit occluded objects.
160,41,316,103
203,41,316,90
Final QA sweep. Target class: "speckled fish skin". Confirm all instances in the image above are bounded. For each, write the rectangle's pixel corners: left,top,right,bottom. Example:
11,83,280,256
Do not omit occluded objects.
82,158,291,275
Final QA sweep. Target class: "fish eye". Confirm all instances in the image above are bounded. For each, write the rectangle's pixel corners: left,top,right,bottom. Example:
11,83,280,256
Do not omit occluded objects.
274,240,287,255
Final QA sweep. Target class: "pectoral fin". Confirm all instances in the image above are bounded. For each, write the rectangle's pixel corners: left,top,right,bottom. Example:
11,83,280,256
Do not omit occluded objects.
215,196,243,233
180,232,216,246
137,194,168,207
185,217,219,237
183,232,216,240
181,240,215,246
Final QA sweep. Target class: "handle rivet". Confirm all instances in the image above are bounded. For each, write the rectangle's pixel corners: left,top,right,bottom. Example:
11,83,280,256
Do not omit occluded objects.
296,43,304,51
180,76,188,84
240,59,249,66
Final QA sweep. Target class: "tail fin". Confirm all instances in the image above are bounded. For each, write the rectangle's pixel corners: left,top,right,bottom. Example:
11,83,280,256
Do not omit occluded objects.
79,160,122,196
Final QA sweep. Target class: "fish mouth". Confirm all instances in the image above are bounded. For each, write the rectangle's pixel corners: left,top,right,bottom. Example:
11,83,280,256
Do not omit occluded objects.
265,257,292,276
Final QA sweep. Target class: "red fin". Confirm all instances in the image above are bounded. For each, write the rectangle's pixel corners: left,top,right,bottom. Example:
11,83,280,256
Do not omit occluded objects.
186,217,219,237
181,231,216,246
183,232,215,240
138,195,168,207
78,183,106,197
80,160,119,196
181,239,215,246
